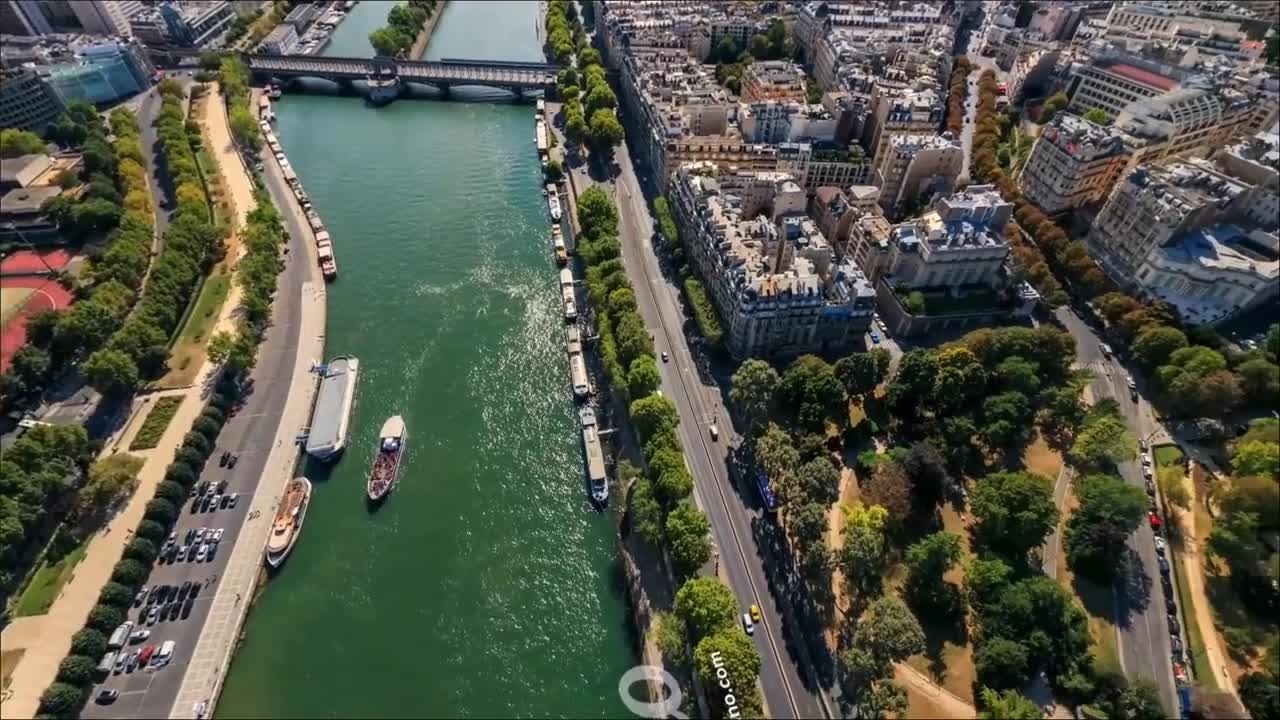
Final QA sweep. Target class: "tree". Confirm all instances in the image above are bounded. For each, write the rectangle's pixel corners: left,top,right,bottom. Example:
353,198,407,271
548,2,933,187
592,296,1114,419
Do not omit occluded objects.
78,453,144,516
694,628,762,707
838,503,889,604
1132,325,1188,368
56,654,98,686
856,594,926,665
629,478,664,546
1064,474,1147,580
1158,346,1240,418
588,109,624,149
834,352,886,398
977,688,1041,719
144,497,178,525
97,581,134,608
653,612,688,664
730,359,780,430
83,348,139,394
70,629,107,659
584,83,617,116
1206,511,1265,574
135,518,167,542
630,393,678,439
971,471,1058,559
975,637,1031,690
1237,358,1280,407
674,577,738,639
207,331,237,366
1239,671,1280,720
1040,92,1068,123
755,423,800,506
0,128,47,157
38,683,84,716
1071,413,1137,469
904,531,964,618
87,603,125,632
1232,440,1279,479
795,456,840,507
862,460,912,522
902,441,950,511
666,504,712,577
780,355,847,430
576,186,618,238
1081,107,1110,125
980,391,1034,452
1221,476,1280,529
9,344,51,392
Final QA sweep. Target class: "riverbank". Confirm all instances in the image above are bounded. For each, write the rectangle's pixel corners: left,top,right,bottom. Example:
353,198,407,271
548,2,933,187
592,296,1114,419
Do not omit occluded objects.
410,0,449,60
166,90,328,719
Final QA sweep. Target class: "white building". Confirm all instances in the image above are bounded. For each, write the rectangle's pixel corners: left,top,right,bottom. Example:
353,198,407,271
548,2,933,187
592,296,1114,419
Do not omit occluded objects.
1020,113,1134,215
874,133,963,218
261,23,297,55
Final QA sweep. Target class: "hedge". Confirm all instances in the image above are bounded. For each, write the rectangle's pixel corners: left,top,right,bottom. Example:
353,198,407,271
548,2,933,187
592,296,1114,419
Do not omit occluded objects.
182,430,211,457
144,498,177,525
69,629,107,658
85,604,125,633
135,518,167,542
682,278,724,346
174,446,206,470
111,558,149,586
164,462,197,488
154,480,187,505
55,656,97,686
97,581,134,608
123,537,158,564
38,683,84,717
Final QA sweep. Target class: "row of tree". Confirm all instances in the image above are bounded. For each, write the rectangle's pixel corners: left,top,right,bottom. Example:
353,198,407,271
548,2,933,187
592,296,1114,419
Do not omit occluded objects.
209,187,288,374
1,106,153,411
38,376,241,718
972,69,1280,420
368,0,437,58
659,577,765,717
544,0,583,65
943,57,973,135
554,46,624,151
83,82,225,394
220,56,261,151
0,424,92,603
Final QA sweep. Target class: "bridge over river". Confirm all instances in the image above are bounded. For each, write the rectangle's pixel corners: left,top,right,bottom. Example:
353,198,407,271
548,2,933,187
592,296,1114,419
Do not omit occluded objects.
246,54,558,103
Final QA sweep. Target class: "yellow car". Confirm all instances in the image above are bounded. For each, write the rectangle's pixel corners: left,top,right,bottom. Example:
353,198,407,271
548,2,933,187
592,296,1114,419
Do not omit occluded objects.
749,604,762,623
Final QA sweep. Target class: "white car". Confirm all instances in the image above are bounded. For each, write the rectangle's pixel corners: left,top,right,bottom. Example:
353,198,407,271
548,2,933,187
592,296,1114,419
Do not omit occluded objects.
196,543,209,562
212,528,224,542
1154,536,1166,555
146,606,160,626
741,613,755,636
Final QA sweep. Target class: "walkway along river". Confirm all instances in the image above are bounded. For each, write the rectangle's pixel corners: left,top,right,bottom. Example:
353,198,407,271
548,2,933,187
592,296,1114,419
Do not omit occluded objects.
214,2,635,717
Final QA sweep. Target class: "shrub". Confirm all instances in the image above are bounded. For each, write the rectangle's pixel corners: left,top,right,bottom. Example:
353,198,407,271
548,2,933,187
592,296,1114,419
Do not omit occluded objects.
135,518,167,542
38,683,84,717
123,537,158,564
207,391,234,412
174,446,205,470
194,416,221,440
164,462,196,488
97,581,134,608
111,558,149,587
201,405,225,424
154,480,186,505
85,604,125,633
144,498,177,525
182,430,210,457
69,629,107,658
55,655,98,686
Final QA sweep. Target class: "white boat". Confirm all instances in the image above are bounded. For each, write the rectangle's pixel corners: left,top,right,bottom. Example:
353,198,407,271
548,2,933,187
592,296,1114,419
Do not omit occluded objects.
367,416,407,502
581,407,607,506
305,356,358,460
265,477,311,568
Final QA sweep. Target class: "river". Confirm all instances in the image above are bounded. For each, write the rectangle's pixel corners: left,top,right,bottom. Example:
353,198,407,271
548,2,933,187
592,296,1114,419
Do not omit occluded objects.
214,2,635,717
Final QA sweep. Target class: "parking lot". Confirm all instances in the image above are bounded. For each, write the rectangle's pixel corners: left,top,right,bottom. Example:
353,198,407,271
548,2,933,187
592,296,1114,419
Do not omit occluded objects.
80,373,302,719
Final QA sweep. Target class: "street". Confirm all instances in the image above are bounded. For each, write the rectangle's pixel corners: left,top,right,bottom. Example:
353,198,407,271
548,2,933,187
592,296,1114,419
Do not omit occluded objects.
558,126,831,716
80,139,313,720
1055,308,1181,715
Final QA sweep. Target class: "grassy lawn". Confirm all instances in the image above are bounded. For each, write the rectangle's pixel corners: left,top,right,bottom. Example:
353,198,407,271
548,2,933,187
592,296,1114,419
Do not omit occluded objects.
1172,550,1217,689
12,539,89,617
1154,444,1185,467
155,268,232,389
129,395,184,450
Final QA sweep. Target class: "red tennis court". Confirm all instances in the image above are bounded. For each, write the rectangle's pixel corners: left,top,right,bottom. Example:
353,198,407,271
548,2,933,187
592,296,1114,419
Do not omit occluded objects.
0,248,72,276
1,276,74,373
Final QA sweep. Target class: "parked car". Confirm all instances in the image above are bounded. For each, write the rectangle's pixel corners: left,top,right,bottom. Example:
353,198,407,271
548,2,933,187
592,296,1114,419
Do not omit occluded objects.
125,650,140,673
113,652,128,674
227,454,239,469
220,494,231,509
146,606,160,626
191,496,202,513
167,601,182,621
1158,557,1170,575
138,645,155,666
661,351,669,362
1171,637,1184,657
216,479,228,494
129,629,150,644
200,496,213,512
196,544,209,562
1168,616,1180,634
194,528,206,544
182,595,196,619
1154,536,1166,555
212,528,224,542
177,544,190,561
134,589,148,607
219,451,230,467
1149,512,1162,530
741,612,755,635
228,493,240,508
749,604,762,623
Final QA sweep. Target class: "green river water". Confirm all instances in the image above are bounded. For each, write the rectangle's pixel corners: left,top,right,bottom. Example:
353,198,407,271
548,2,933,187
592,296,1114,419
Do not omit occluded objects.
215,2,635,716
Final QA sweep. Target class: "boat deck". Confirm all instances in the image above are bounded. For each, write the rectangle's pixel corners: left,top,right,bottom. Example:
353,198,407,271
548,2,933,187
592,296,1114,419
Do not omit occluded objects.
305,357,356,457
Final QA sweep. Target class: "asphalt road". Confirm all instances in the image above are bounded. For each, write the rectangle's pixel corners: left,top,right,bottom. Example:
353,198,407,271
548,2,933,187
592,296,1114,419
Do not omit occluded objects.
1055,308,1181,715
81,145,312,720
563,133,831,718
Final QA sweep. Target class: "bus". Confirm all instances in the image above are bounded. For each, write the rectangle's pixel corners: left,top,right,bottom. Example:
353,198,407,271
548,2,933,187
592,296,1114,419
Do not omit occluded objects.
756,471,778,514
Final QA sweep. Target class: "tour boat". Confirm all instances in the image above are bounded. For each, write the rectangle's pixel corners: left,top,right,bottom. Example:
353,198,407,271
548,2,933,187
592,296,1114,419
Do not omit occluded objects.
367,416,407,502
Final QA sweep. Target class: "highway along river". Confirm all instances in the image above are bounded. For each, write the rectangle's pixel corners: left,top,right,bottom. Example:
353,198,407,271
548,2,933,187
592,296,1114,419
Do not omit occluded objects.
215,2,634,716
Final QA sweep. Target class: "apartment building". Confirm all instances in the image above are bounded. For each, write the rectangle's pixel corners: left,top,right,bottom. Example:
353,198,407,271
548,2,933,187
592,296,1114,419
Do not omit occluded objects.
740,101,837,144
0,67,64,133
862,84,944,166
1066,49,1188,120
261,23,298,55
878,186,1014,290
160,0,235,48
670,162,876,358
1020,113,1134,215
740,60,807,104
847,212,895,281
1116,85,1264,165
874,133,963,218
795,1,956,94
1089,152,1278,327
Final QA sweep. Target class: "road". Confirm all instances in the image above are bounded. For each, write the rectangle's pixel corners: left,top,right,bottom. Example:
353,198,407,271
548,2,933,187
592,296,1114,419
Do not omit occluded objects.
1055,308,1180,716
558,134,830,718
81,140,314,720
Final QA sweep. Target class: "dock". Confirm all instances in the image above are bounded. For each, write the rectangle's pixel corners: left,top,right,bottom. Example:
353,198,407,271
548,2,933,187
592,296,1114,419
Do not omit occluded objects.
304,356,359,460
